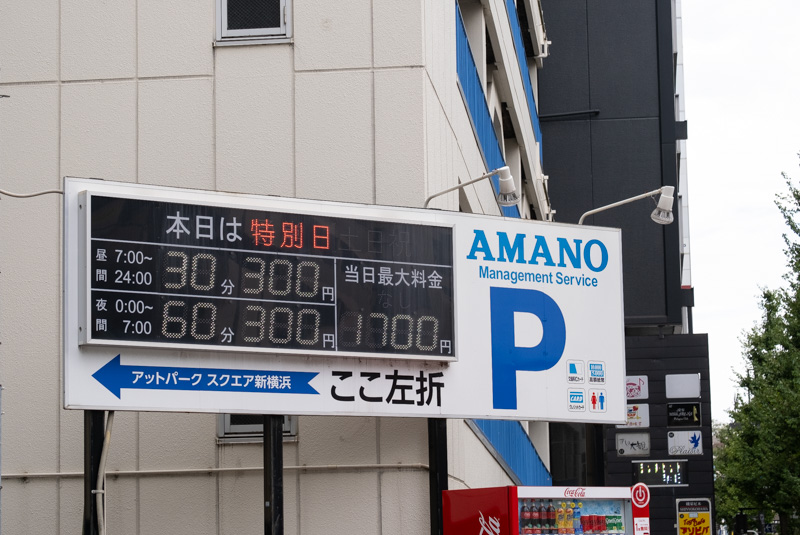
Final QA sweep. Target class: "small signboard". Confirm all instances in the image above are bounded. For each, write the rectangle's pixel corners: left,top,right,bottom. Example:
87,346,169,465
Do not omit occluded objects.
676,498,711,535
668,431,703,455
618,404,650,428
626,375,649,400
616,432,651,456
668,403,701,427
666,373,701,398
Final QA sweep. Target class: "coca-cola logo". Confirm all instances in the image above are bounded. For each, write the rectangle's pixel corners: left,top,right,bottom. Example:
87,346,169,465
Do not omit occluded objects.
564,488,586,498
478,511,501,535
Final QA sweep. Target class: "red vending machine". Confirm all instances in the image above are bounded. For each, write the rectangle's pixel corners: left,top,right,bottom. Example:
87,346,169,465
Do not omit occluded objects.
443,484,651,535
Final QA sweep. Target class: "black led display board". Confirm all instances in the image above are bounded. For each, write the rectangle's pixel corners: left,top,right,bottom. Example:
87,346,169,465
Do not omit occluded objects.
632,460,687,487
86,195,455,359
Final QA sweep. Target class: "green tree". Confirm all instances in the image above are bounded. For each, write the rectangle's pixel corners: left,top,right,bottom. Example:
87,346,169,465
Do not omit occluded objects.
715,167,800,535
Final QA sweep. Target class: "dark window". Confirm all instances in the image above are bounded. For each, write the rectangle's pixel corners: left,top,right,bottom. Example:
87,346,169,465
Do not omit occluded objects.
227,0,281,30
217,0,290,42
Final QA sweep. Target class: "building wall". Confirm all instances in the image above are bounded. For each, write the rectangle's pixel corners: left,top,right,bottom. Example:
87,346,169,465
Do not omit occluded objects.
606,335,714,535
538,0,684,327
0,1,548,533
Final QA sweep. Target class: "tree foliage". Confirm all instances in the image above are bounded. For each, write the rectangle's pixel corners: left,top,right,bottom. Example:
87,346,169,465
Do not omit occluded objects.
714,166,800,535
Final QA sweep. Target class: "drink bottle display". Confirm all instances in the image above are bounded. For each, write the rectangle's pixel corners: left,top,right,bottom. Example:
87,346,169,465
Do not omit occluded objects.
566,502,574,534
531,498,541,533
521,499,531,534
556,503,566,534
547,499,556,533
573,502,583,535
539,500,549,534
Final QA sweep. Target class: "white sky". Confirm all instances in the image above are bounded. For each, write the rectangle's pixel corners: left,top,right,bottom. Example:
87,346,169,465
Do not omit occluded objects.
681,1,800,422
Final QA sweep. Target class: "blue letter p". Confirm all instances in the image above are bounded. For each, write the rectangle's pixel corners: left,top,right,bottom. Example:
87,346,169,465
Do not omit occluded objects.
490,287,566,410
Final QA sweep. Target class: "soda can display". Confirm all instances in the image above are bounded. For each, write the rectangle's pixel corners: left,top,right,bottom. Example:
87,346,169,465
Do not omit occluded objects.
606,514,623,532
581,515,592,534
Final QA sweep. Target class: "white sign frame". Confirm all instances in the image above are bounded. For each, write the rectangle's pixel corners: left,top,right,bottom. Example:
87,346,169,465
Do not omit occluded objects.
64,178,627,422
668,431,703,455
626,375,649,400
616,431,651,456
618,404,650,428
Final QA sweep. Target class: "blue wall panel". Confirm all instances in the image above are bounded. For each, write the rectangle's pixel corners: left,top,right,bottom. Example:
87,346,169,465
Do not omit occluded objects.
474,419,552,486
504,0,543,162
456,5,519,218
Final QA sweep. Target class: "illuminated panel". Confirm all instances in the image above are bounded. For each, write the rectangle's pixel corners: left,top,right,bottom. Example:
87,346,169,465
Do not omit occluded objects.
632,460,687,486
86,195,455,359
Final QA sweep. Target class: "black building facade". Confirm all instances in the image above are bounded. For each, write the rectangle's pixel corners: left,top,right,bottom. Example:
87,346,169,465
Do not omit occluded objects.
538,2,713,535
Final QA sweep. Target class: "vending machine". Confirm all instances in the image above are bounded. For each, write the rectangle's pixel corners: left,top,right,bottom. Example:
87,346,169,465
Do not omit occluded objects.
443,485,651,535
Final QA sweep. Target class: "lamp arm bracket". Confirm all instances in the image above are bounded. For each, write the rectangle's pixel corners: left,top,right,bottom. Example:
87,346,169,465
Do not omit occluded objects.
423,169,502,208
577,188,663,225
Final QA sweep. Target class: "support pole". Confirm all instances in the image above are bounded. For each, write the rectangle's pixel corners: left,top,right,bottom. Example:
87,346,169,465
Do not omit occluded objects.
263,415,284,535
83,410,105,535
428,418,448,535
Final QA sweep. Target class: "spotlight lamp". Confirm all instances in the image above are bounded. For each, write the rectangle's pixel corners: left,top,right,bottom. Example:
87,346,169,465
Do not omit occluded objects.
578,186,675,225
423,166,520,210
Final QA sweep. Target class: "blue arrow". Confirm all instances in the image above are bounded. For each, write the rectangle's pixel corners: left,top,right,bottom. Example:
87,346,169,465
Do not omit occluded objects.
93,355,319,399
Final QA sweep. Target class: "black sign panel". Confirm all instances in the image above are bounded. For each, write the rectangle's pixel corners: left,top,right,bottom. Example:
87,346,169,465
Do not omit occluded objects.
632,460,687,486
87,195,455,358
667,402,701,427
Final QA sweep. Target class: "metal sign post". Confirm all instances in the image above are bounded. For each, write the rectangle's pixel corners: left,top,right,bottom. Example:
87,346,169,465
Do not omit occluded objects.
263,415,284,535
82,410,105,535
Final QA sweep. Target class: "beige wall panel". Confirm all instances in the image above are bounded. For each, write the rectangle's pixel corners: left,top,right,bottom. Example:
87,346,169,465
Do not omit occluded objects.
215,45,294,197
138,0,214,78
138,78,214,189
294,0,371,71
105,477,140,535
218,471,262,533
283,465,299,535
380,471,429,533
219,441,262,467
529,421,551,470
0,84,60,190
424,0,457,119
0,85,60,482
298,416,377,466
61,81,137,182
58,407,86,474
104,411,142,472
58,477,85,533
1,480,59,534
378,417,427,464
423,81,461,211
217,462,298,534
298,472,380,534
0,0,58,82
373,0,424,68
138,475,217,534
448,420,515,490
448,94,501,215
138,412,217,470
375,68,425,208
295,71,374,204
61,0,136,81
0,199,60,473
